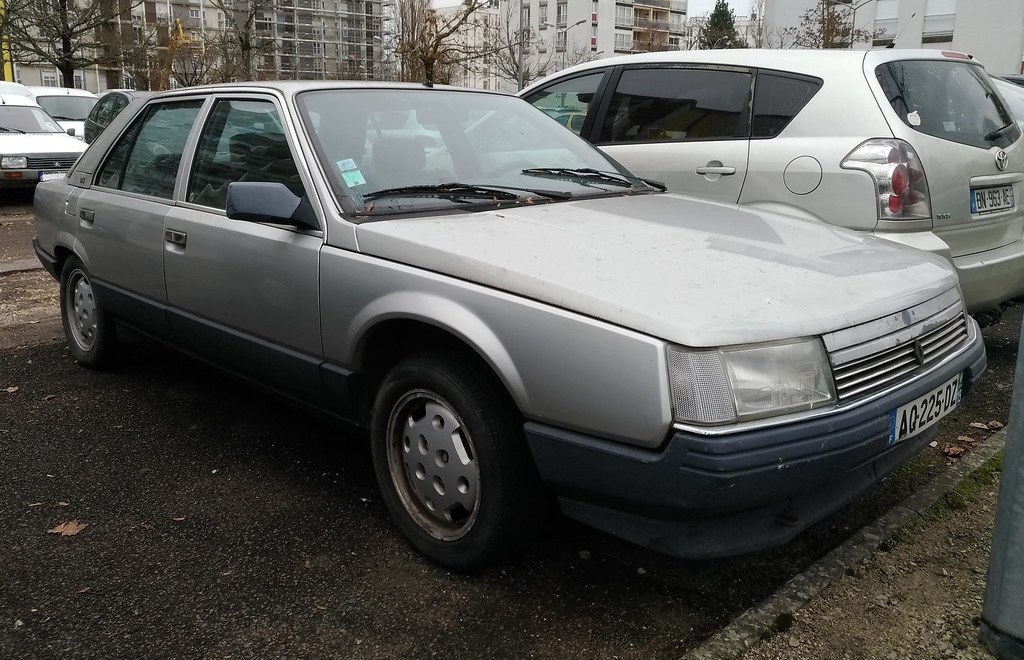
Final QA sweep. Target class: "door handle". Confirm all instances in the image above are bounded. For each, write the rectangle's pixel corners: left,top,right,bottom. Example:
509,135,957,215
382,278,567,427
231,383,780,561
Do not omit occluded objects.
79,208,95,222
165,229,187,247
695,166,737,176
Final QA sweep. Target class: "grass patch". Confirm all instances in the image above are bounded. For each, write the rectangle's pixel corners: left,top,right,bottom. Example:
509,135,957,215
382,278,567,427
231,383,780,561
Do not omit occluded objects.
759,612,796,641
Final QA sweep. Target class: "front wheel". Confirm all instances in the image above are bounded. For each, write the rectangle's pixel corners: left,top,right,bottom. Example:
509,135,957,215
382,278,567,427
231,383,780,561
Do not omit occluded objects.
59,256,120,368
370,350,547,570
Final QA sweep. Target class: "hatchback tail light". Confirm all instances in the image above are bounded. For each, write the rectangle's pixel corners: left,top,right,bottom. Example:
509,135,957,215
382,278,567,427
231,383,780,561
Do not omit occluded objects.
841,139,932,221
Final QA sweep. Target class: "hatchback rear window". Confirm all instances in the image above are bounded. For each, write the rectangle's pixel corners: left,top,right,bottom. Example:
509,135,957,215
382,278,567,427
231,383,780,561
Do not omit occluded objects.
876,60,1020,149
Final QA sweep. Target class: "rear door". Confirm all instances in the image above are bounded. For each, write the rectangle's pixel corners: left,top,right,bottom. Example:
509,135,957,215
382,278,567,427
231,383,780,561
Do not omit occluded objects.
872,56,1024,258
590,65,753,204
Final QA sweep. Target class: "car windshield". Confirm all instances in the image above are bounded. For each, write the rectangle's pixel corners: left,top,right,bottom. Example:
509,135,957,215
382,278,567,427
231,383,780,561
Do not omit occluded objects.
876,60,1021,150
0,105,65,133
35,95,96,121
296,88,656,216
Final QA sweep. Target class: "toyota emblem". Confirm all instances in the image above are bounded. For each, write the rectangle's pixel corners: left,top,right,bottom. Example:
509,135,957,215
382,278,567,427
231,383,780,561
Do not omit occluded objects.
996,150,1009,171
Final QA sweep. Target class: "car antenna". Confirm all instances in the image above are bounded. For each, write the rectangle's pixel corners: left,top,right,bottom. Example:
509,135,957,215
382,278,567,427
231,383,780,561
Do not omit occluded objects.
886,12,917,48
423,81,434,88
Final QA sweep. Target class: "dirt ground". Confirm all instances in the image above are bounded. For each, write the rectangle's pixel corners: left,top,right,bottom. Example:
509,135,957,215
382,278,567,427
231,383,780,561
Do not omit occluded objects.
0,269,61,350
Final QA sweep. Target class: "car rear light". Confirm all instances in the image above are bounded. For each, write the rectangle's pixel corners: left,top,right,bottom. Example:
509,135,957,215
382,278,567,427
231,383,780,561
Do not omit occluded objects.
841,139,932,222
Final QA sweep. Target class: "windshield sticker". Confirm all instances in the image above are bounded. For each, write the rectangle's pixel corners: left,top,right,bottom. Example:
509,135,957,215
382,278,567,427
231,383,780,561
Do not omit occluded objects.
907,111,921,126
943,121,956,132
337,158,367,188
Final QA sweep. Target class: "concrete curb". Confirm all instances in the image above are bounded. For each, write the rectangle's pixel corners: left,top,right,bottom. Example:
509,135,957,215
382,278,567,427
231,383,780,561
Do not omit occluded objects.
682,430,1008,660
0,259,42,275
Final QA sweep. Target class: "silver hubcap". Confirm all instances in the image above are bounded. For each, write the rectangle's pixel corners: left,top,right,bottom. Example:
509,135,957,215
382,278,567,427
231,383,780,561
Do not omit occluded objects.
387,390,480,541
66,270,97,351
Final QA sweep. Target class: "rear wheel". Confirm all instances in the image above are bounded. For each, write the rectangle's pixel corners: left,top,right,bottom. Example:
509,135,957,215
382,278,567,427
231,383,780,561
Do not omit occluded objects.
59,256,120,368
370,350,546,570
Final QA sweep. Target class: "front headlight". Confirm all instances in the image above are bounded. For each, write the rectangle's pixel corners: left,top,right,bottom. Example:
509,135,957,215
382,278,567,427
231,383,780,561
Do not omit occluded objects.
667,339,836,425
1,156,27,169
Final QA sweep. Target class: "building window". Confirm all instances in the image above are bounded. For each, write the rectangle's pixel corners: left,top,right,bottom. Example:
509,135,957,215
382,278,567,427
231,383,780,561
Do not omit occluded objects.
42,72,59,87
614,31,631,51
539,3,547,26
556,2,567,26
615,5,631,27
922,0,955,40
74,72,84,89
874,0,898,36
189,8,200,19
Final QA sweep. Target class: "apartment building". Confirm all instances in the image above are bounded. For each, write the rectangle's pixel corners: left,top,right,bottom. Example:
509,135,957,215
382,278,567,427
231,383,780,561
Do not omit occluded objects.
763,0,1024,73
11,0,388,92
504,0,689,88
442,1,503,90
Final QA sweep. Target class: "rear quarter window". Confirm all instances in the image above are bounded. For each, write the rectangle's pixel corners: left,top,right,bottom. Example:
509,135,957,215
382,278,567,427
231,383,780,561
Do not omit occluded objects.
751,73,822,138
876,60,1020,149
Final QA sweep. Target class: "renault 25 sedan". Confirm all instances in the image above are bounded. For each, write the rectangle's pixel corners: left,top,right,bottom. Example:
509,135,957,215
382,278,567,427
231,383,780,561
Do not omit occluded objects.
33,82,986,570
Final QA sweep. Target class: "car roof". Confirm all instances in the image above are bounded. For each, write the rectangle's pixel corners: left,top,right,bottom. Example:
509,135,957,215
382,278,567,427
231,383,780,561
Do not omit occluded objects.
141,80,508,101
0,81,35,99
521,47,982,94
28,86,98,98
0,93,41,107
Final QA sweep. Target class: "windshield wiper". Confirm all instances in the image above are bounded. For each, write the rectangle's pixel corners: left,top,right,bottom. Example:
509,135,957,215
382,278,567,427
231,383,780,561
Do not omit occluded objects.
985,122,1016,142
520,167,658,189
0,126,26,133
361,182,572,203
49,115,77,121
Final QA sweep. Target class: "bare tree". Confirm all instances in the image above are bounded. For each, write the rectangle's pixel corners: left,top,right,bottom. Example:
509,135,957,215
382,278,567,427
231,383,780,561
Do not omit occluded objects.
207,0,278,81
6,0,146,87
789,0,881,49
742,0,765,48
396,0,493,84
488,1,552,89
762,24,798,49
171,36,214,88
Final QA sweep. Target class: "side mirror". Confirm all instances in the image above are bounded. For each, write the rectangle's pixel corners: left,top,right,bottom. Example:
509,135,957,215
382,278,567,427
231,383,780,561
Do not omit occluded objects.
66,127,76,136
225,182,319,230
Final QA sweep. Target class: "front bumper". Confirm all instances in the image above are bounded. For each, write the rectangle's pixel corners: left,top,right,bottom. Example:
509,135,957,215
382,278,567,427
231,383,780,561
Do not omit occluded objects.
524,324,987,559
0,169,69,187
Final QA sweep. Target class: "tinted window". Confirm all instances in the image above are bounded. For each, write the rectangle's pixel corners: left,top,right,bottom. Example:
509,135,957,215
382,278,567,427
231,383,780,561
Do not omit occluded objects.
95,100,203,198
598,68,751,143
524,72,604,136
752,73,822,138
876,60,1020,149
188,99,302,210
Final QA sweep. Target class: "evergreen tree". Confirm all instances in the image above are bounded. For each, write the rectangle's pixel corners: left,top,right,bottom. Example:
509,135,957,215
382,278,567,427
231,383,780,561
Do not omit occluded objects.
698,0,747,49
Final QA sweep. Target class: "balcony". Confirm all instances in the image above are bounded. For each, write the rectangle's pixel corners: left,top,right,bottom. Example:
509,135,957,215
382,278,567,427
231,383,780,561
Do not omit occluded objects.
634,0,671,9
615,15,633,27
634,18,669,31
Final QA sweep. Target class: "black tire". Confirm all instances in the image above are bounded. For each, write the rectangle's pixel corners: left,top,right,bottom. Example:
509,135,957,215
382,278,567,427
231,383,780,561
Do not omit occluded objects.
370,350,547,571
59,256,120,369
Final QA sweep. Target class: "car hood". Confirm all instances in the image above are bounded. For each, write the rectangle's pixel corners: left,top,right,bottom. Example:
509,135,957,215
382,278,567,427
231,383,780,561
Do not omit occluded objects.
355,194,958,347
0,132,87,153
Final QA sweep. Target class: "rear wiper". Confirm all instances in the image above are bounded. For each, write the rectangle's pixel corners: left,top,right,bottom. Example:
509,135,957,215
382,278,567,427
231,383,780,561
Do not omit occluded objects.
520,167,666,191
0,126,26,133
985,122,1016,142
361,182,572,203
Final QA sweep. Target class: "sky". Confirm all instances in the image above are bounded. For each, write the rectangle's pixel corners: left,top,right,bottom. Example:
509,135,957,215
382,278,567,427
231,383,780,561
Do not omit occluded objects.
687,0,746,19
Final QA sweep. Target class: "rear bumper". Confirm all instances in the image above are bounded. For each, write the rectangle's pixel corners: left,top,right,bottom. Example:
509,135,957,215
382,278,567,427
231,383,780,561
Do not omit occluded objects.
524,322,986,559
872,229,1024,312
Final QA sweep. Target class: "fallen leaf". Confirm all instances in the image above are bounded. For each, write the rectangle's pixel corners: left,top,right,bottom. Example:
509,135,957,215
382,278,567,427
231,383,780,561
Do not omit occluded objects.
304,560,312,570
3,386,18,394
969,422,990,430
28,502,43,507
42,394,57,401
48,520,87,536
929,441,938,448
171,516,186,522
77,587,91,594
138,522,154,530
943,445,966,457
57,501,70,507
957,435,978,445
989,420,1005,430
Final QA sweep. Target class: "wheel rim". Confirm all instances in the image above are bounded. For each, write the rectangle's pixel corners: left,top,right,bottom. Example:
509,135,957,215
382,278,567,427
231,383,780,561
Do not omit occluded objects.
65,269,98,351
386,389,480,541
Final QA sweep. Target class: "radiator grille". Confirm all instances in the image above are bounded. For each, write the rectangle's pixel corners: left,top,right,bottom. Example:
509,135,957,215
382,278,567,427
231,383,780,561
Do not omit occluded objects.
831,312,968,402
26,155,78,170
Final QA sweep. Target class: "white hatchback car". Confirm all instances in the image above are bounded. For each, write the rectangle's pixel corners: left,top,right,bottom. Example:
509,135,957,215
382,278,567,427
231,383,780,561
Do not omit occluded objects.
521,49,1024,315
0,93,86,187
28,86,98,140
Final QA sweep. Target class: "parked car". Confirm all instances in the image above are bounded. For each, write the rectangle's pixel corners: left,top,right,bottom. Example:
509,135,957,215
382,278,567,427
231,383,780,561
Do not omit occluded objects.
993,77,1024,132
84,89,153,144
995,74,1024,87
33,82,985,570
0,81,35,101
521,49,1024,315
29,86,98,140
0,94,87,188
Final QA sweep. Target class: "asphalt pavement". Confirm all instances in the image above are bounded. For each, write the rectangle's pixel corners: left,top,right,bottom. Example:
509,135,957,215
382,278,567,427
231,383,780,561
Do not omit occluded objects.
1,193,1015,658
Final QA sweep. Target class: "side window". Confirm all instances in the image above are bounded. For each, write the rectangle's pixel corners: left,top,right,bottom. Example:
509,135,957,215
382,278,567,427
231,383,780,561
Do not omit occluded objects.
598,67,752,144
95,100,203,198
91,96,114,125
751,73,822,139
187,98,303,210
523,71,605,136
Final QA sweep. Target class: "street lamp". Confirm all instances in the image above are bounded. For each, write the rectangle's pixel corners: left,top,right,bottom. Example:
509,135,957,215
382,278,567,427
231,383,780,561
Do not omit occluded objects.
546,19,586,70
516,0,528,90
